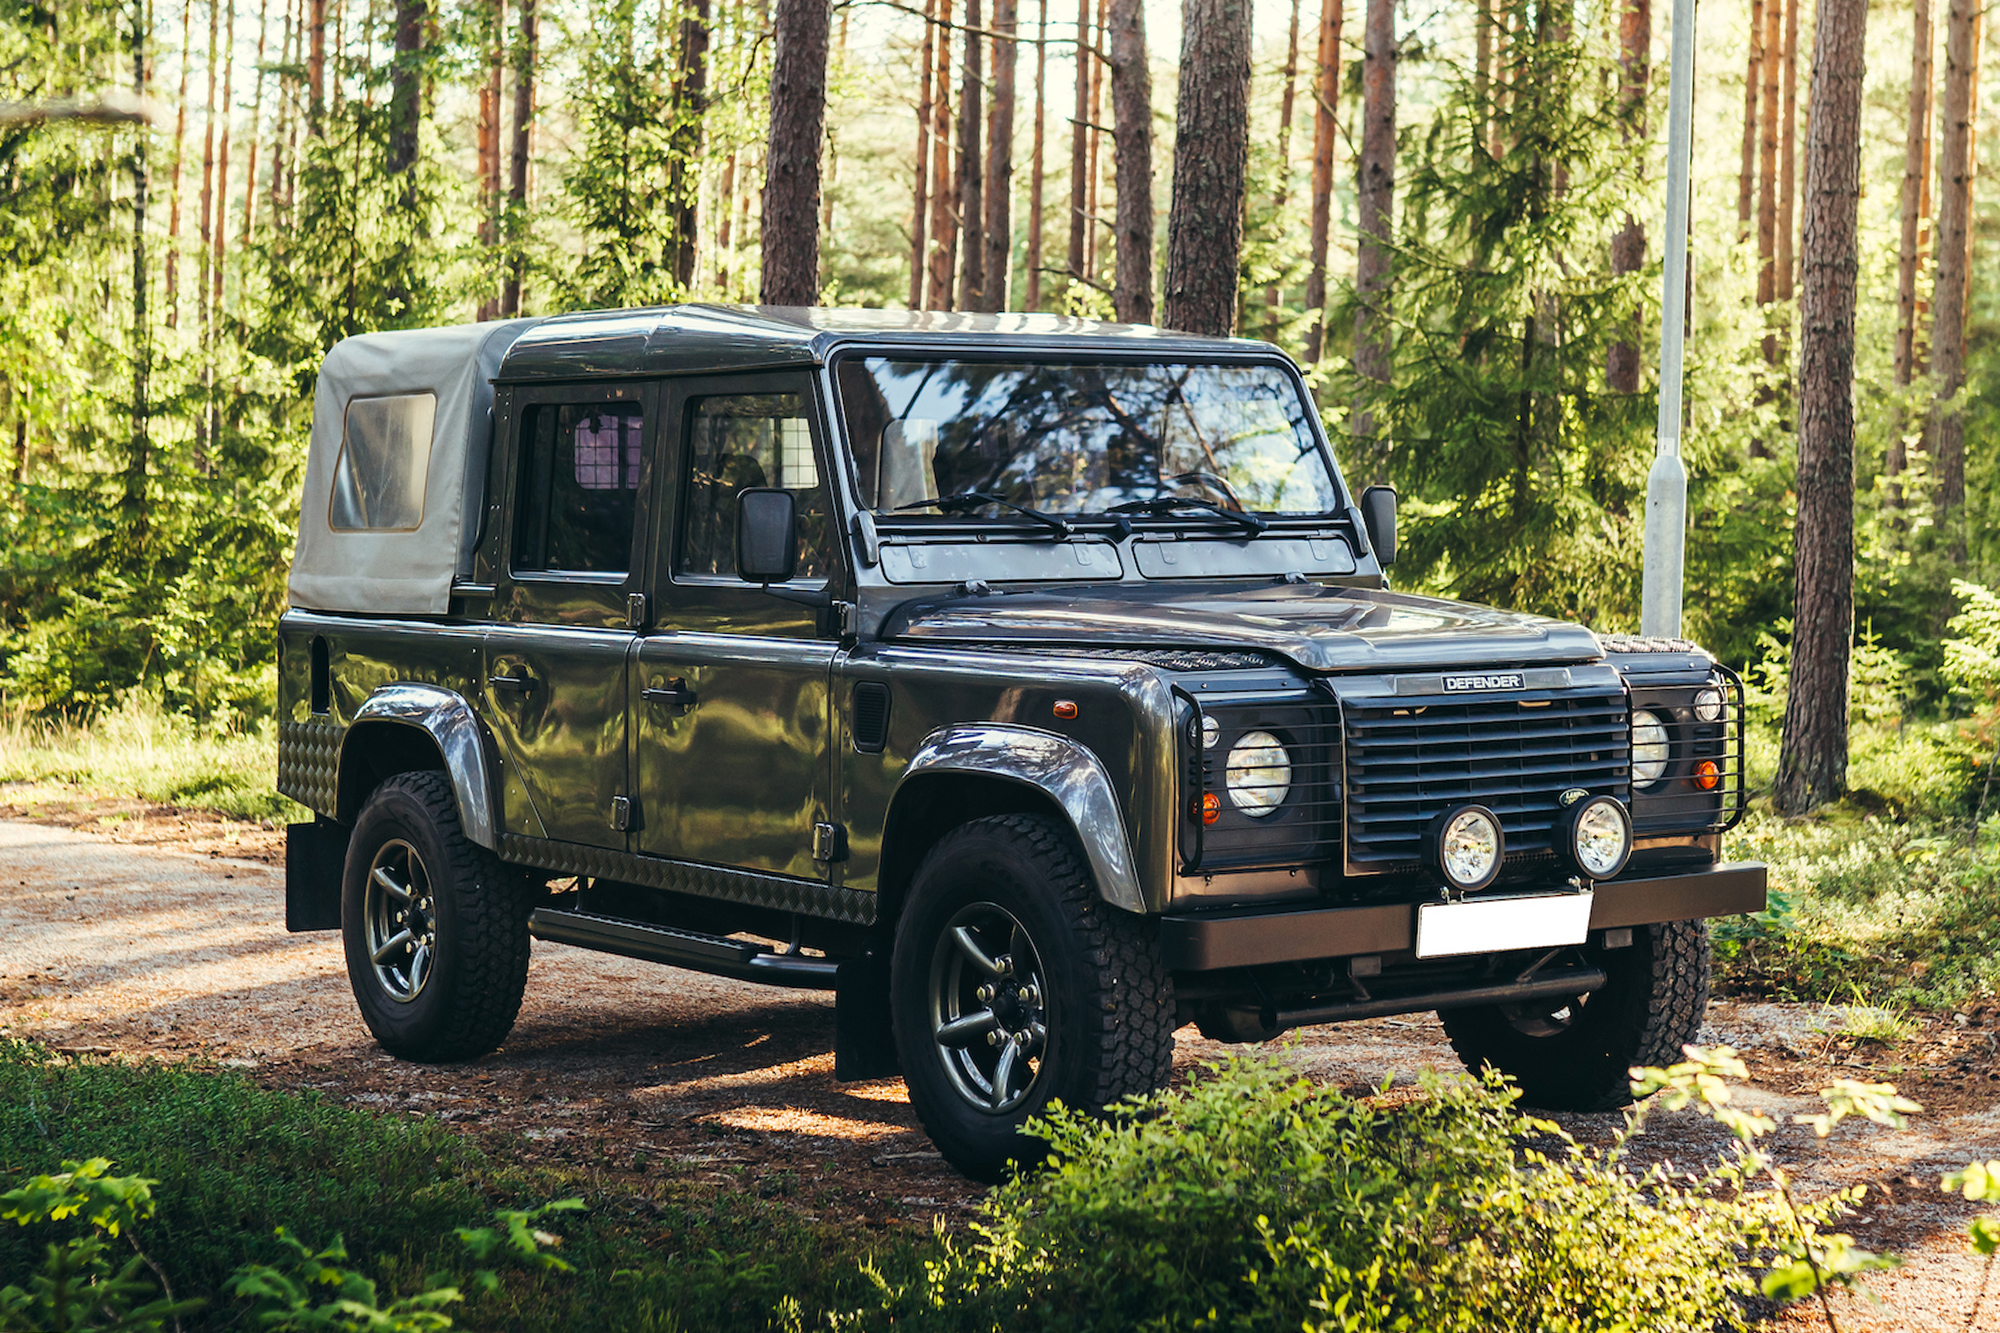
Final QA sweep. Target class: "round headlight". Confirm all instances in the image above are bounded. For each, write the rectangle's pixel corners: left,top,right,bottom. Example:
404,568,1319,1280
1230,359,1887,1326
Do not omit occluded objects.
1201,715,1220,749
1428,804,1504,892
1560,794,1632,880
1631,709,1670,787
1225,730,1292,817
1692,686,1724,722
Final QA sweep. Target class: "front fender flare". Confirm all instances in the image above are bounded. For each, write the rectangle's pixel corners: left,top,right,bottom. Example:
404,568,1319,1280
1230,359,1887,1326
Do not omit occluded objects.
898,723,1146,914
340,683,500,850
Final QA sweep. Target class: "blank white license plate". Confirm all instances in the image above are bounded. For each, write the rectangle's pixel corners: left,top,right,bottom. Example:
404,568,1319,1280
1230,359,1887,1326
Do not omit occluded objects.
1415,892,1596,959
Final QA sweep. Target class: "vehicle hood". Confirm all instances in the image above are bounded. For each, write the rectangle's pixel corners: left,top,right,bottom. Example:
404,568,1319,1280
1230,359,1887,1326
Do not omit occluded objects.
883,582,1606,673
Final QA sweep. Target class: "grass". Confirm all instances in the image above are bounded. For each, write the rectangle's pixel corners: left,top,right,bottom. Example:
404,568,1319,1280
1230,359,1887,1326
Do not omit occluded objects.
0,693,304,824
0,1041,918,1331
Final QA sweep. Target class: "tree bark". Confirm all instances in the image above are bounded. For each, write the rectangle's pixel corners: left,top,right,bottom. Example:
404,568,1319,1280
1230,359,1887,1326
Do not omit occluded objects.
212,0,236,317
1929,0,1977,555
1066,0,1088,293
928,0,957,308
1304,0,1343,361
957,0,985,308
984,0,1018,311
1475,0,1491,145
824,8,846,240
270,0,295,222
1264,0,1302,336
1777,0,1799,300
670,0,712,290
1757,0,1782,316
1895,0,1934,391
476,0,503,319
1026,0,1047,309
1108,0,1151,321
308,0,325,131
128,0,150,553
241,0,269,241
910,0,937,307
165,0,192,328
1352,0,1395,419
198,0,219,343
1163,0,1251,336
1739,0,1763,237
1084,0,1107,281
1773,0,1867,815
501,0,536,317
1607,0,1649,392
761,0,830,305
389,0,426,210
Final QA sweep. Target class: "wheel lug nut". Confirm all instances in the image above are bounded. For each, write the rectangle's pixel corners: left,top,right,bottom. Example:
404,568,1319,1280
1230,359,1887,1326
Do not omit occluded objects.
975,984,995,1003
1013,1031,1032,1048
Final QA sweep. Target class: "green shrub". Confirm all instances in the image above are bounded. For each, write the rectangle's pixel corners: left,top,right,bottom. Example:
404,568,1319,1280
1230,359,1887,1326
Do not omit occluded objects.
808,1056,1794,1333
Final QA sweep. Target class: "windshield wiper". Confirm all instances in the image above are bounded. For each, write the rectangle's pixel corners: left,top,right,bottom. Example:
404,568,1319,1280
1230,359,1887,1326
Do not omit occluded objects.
896,490,1073,539
1106,495,1268,537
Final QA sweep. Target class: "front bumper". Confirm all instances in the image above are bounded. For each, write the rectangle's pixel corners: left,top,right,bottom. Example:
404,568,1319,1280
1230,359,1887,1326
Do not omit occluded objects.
1157,860,1767,972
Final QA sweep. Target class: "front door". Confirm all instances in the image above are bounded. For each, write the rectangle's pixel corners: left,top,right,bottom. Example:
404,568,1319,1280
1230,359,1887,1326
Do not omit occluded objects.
634,373,838,880
485,383,655,850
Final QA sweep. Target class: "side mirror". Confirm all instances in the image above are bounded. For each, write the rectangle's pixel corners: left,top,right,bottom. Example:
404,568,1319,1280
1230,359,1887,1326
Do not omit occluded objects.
1359,485,1397,568
736,488,798,583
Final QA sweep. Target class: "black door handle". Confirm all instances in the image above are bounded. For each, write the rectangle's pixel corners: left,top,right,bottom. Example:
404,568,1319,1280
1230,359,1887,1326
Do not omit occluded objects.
488,673,535,695
641,678,696,708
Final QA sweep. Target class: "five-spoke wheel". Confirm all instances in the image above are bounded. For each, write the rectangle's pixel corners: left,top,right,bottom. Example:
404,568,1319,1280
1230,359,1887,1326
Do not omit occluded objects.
929,904,1050,1114
362,838,438,1003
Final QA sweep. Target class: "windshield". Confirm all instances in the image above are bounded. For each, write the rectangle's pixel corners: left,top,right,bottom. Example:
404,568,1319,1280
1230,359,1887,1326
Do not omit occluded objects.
834,358,1340,518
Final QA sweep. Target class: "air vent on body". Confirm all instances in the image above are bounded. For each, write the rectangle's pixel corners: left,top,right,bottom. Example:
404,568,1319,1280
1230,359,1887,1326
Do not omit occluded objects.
852,682,891,753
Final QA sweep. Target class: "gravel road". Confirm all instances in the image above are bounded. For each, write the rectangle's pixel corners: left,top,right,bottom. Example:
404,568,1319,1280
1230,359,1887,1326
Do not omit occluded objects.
1,811,1995,1329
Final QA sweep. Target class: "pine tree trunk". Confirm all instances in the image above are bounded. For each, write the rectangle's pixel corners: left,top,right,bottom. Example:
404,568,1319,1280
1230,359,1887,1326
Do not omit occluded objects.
1774,0,1868,814
928,0,957,308
476,0,503,319
1084,0,1106,281
1929,0,1977,556
241,0,269,241
1739,0,1763,237
213,0,236,318
669,0,711,290
824,8,846,240
308,0,326,130
1757,0,1781,317
501,0,536,317
1606,0,1648,393
198,0,219,332
1890,0,1931,503
128,0,150,552
761,0,829,305
1352,0,1395,424
1108,0,1151,321
910,0,937,308
984,0,1017,311
718,150,738,295
1163,0,1251,336
957,0,985,308
270,0,295,223
389,0,425,209
1475,0,1491,145
1304,0,1343,361
165,0,192,329
1066,0,1089,293
1777,0,1799,300
1264,0,1302,336
1025,0,1047,308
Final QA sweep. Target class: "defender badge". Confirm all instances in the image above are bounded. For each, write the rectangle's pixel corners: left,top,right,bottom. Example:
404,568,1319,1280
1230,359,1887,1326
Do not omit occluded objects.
1442,671,1525,692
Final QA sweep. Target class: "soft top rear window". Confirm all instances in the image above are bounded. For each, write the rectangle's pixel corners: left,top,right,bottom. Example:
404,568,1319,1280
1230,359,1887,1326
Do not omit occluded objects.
328,393,437,532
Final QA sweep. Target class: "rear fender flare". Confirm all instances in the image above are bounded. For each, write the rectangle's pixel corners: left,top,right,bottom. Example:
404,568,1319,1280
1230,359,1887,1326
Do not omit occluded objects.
894,723,1146,914
338,683,499,850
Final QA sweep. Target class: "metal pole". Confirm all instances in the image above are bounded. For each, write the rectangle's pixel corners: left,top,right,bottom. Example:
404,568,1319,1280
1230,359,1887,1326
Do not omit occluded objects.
1641,0,1696,638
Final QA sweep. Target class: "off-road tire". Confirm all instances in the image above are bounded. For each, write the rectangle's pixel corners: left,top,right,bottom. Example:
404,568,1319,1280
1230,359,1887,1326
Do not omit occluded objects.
1440,919,1711,1111
890,814,1176,1182
341,771,531,1062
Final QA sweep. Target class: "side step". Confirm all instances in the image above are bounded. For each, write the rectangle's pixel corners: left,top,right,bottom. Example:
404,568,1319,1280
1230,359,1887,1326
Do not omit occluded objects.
528,908,841,990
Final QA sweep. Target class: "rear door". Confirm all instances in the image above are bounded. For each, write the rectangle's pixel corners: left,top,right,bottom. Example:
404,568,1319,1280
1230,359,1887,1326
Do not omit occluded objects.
633,372,838,880
485,382,656,850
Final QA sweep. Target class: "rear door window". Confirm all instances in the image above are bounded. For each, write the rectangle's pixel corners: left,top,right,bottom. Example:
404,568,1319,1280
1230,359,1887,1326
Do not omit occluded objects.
513,402,646,574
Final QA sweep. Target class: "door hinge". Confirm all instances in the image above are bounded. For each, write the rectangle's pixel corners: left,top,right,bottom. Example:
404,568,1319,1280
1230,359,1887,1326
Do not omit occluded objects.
612,795,640,832
627,592,650,629
812,822,848,863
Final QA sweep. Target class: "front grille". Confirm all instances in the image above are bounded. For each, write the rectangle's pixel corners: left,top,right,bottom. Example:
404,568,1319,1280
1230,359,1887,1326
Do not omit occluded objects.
1341,689,1630,872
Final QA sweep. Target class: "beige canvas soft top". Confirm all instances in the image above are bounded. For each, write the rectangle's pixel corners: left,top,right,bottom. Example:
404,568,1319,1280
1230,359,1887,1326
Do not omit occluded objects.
286,318,542,615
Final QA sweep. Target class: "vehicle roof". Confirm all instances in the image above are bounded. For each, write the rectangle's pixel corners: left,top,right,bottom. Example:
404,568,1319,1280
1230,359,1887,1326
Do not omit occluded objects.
494,304,1290,382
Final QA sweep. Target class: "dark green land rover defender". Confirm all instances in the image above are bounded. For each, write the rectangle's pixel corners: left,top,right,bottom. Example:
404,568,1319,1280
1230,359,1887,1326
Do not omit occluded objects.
278,306,1764,1180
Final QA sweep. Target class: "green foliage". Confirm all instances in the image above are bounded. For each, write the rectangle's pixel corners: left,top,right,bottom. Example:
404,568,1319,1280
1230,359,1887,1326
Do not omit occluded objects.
0,1159,202,1333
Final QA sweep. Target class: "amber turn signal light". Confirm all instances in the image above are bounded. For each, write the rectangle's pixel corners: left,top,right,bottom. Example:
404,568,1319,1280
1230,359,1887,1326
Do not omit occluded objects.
1694,760,1720,791
1053,699,1079,719
1197,791,1221,825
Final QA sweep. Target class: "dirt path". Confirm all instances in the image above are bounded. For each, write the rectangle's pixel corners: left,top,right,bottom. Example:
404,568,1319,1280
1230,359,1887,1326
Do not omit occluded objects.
1,811,1995,1326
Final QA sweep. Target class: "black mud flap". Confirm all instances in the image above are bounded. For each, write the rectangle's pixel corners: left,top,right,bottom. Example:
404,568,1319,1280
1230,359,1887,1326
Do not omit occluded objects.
285,820,351,932
833,952,900,1081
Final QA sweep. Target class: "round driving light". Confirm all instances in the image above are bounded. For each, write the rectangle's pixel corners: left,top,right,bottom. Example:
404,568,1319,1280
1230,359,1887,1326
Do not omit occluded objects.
1200,715,1220,749
1631,709,1670,787
1692,686,1725,722
1427,804,1504,892
1225,730,1292,818
1558,794,1632,881
1694,759,1720,791
1197,791,1222,824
